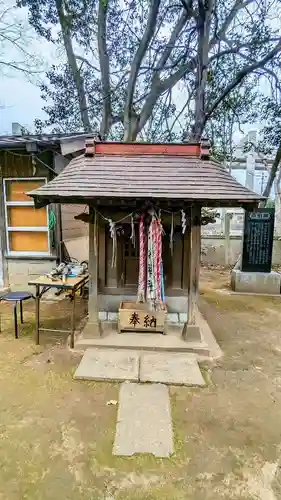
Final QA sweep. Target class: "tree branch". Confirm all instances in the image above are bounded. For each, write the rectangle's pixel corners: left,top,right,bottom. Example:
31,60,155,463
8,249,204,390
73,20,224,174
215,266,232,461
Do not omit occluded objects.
75,55,100,73
159,0,256,95
165,90,193,140
155,7,192,71
123,0,161,140
0,60,41,74
205,38,281,125
55,0,91,132
136,21,197,136
262,139,281,201
210,0,254,48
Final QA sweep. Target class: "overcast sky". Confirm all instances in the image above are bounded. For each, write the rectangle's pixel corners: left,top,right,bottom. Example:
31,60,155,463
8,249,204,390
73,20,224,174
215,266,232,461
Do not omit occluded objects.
0,0,57,134
0,78,46,134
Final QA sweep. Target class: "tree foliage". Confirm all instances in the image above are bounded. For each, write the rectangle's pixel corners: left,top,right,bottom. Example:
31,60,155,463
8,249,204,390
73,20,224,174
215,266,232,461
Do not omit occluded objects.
18,0,281,141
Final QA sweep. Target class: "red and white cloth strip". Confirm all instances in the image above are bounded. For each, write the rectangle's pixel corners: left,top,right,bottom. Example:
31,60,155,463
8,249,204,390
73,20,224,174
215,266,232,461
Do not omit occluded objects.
137,215,147,303
154,218,163,303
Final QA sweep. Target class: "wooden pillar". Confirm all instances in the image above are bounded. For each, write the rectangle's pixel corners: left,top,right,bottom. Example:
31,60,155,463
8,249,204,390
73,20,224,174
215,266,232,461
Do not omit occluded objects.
98,223,106,288
224,212,231,266
182,204,201,341
84,208,101,338
51,203,62,262
53,154,68,263
0,176,8,289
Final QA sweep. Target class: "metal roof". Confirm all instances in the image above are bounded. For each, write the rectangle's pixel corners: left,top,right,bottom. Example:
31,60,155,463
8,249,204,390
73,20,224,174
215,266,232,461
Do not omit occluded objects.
0,132,91,149
28,153,263,207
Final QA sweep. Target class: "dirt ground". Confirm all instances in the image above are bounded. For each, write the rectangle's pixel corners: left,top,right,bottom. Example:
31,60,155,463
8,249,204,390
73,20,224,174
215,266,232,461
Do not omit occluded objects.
1,268,281,499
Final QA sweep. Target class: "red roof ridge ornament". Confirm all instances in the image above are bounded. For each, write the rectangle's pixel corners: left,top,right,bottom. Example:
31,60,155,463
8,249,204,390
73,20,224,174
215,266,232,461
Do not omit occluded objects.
85,135,102,157
84,138,210,158
85,141,202,156
200,138,211,160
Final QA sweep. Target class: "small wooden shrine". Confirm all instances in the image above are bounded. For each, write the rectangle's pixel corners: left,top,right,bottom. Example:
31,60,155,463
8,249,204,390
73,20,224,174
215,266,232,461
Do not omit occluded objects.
29,139,262,344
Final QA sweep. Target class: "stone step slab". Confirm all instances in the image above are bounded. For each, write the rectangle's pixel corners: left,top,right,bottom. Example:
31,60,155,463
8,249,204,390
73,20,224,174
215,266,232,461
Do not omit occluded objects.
140,352,206,386
74,349,206,386
74,349,139,382
113,382,174,457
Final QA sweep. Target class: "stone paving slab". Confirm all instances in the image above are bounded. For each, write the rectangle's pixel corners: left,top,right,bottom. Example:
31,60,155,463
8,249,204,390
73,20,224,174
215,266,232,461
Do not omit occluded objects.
73,349,139,382
140,353,206,386
113,382,174,457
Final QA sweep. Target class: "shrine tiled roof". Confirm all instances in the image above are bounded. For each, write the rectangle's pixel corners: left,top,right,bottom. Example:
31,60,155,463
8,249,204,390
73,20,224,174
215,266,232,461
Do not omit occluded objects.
28,141,263,208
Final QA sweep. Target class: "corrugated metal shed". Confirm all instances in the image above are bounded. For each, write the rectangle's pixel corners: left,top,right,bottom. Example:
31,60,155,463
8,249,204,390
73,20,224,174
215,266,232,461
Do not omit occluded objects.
28,152,263,207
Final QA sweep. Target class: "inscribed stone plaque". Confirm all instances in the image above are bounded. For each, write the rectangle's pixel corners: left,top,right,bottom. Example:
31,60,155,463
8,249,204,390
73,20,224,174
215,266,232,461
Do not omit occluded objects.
241,208,274,273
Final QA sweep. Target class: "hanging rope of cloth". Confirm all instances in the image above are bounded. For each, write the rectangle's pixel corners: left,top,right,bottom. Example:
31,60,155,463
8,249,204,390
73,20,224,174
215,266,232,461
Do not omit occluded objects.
137,215,146,303
154,217,163,304
146,213,164,309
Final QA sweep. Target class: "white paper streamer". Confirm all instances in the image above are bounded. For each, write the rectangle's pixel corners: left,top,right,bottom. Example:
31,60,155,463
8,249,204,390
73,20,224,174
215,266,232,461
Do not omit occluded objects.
170,212,174,255
181,209,186,234
108,219,117,268
130,214,135,247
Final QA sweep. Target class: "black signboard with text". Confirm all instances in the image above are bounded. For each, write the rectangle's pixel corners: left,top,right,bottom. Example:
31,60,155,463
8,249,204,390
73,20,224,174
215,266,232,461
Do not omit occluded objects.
241,208,275,273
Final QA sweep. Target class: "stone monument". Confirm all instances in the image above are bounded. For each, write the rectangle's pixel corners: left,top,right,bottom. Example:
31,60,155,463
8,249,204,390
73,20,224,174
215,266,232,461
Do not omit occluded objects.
232,208,281,294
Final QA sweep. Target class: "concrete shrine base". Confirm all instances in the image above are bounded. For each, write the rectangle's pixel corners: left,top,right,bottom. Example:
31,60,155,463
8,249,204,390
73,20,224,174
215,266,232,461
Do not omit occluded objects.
73,308,222,360
231,270,281,295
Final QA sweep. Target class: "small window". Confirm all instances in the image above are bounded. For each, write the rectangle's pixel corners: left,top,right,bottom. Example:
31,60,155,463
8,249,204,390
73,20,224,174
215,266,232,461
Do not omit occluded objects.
4,178,50,256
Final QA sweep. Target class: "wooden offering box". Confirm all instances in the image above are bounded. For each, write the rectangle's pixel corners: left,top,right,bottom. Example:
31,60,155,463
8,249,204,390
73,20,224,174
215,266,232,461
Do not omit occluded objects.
118,301,167,334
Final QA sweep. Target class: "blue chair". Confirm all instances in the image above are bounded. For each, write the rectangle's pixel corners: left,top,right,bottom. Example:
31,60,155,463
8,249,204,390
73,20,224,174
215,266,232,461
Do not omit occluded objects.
0,291,34,339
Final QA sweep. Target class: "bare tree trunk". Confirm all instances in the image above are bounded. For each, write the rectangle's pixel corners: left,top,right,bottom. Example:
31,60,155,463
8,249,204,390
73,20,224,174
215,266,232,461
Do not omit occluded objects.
55,0,92,133
98,0,112,138
190,0,214,141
